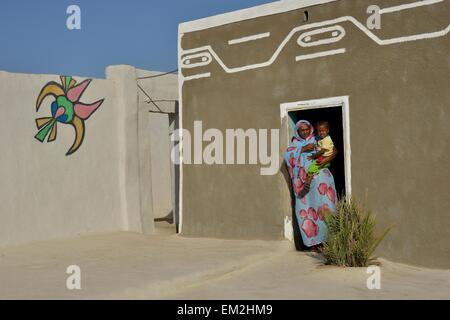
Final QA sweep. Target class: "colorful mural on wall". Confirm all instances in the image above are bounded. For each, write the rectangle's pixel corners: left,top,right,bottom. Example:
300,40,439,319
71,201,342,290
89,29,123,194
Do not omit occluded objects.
35,76,104,156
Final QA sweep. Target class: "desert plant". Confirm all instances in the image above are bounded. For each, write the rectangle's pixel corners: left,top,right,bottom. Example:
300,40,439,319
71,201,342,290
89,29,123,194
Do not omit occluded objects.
321,197,391,267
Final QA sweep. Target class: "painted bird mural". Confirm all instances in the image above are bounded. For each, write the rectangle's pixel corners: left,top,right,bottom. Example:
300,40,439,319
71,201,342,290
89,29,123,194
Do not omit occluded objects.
35,76,104,156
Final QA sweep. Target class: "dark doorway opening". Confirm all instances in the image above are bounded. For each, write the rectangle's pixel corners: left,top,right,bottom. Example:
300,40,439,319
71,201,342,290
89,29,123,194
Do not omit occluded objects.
288,106,346,198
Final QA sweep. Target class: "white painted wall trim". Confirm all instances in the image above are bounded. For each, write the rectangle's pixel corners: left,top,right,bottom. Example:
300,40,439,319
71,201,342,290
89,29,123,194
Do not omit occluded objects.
379,0,443,14
179,0,339,33
228,32,271,45
280,95,352,197
179,0,449,79
295,48,346,61
181,16,449,75
297,25,346,47
177,31,184,234
184,72,211,82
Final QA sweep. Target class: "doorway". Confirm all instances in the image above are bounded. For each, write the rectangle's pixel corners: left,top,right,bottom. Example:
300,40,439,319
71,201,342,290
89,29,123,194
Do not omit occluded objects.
288,107,346,196
280,96,352,198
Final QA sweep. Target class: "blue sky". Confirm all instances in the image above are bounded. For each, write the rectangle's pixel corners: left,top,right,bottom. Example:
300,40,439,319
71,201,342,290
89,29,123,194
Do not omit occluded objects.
0,0,275,78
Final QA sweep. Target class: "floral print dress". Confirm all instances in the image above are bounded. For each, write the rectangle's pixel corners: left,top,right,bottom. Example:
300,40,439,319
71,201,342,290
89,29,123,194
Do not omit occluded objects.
284,120,337,247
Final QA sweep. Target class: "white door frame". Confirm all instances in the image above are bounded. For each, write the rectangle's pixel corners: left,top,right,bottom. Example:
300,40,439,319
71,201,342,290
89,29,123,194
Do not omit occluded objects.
280,95,352,196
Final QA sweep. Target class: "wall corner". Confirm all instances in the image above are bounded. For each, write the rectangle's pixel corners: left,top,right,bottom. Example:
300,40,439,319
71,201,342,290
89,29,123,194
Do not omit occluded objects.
106,65,151,233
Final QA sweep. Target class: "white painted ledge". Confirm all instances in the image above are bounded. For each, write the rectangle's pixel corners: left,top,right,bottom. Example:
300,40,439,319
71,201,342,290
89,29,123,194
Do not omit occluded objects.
179,0,339,33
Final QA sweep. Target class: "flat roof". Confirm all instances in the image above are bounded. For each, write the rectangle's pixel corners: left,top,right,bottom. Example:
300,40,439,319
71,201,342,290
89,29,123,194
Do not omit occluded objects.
179,0,339,33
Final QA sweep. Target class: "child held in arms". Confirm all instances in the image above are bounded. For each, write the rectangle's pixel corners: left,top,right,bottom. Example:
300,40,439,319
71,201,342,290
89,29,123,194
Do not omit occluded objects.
308,121,334,176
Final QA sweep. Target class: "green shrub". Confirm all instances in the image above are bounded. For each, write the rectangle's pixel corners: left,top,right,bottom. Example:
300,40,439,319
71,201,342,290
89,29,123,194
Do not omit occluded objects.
321,197,391,267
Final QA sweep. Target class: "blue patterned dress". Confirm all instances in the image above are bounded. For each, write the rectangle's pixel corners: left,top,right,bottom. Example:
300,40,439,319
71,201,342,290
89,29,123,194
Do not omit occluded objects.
284,120,337,247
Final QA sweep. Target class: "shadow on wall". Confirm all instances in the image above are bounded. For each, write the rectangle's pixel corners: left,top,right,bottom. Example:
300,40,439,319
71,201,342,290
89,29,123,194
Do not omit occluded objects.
153,101,180,234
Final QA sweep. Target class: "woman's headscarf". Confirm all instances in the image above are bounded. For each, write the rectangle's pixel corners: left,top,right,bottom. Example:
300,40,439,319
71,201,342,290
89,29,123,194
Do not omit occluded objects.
293,119,315,142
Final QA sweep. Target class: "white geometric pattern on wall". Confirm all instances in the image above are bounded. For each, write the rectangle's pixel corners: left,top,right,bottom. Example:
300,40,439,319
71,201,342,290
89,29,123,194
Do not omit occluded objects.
180,0,449,82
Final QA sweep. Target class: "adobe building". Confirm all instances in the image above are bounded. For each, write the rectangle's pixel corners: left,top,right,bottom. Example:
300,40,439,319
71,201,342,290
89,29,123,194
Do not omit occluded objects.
178,0,450,268
0,66,178,247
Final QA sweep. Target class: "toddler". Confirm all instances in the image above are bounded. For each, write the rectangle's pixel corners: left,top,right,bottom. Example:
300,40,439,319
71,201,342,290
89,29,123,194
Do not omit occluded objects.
308,121,334,175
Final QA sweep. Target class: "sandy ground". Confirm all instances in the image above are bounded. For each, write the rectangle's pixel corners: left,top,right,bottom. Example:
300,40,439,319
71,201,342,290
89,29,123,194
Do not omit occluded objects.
0,225,448,300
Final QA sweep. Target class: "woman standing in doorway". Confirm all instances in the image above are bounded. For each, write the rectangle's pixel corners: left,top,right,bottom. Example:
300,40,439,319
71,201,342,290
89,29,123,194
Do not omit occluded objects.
284,120,337,249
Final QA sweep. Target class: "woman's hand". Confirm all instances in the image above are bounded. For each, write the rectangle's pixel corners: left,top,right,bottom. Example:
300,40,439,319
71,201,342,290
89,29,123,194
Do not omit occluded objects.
301,144,315,153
